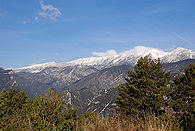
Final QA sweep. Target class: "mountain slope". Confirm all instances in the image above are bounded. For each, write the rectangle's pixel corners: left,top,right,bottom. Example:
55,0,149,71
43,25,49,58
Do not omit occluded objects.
13,62,58,73
0,68,15,90
161,47,195,63
67,59,195,116
16,65,99,89
11,46,194,91
0,67,50,97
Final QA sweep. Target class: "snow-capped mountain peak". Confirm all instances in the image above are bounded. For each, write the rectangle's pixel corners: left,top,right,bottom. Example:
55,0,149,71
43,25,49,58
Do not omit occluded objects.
175,47,188,51
66,46,167,67
11,46,195,73
13,62,57,73
161,47,195,63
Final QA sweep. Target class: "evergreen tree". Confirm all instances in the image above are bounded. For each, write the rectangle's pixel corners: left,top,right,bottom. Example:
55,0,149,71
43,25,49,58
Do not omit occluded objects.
0,88,29,130
26,89,79,130
170,63,195,130
115,56,171,117
0,88,80,130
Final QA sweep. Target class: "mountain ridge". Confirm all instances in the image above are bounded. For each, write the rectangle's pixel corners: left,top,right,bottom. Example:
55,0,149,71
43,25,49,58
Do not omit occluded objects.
1,59,195,115
11,46,195,73
67,59,195,116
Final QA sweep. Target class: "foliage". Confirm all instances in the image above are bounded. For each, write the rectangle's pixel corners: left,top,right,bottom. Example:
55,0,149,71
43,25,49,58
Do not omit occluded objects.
115,56,171,117
170,63,195,130
26,89,79,130
0,88,29,130
0,88,79,130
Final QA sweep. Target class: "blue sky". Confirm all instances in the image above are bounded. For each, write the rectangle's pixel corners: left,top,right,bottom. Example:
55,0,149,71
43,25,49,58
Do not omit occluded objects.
0,0,195,68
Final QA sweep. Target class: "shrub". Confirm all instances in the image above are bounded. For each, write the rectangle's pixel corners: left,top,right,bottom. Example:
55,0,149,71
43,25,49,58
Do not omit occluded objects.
0,88,80,130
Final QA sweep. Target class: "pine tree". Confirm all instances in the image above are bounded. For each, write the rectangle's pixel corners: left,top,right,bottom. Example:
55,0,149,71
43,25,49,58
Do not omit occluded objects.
115,56,171,117
0,88,80,130
0,88,29,130
26,89,79,130
170,63,195,130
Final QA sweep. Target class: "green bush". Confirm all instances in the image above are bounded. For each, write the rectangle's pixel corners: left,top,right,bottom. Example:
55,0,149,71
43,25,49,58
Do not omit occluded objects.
0,88,79,130
26,89,79,130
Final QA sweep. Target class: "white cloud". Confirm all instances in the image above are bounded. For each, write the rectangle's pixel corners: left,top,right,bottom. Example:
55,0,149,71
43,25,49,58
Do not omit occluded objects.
92,49,117,57
38,0,61,20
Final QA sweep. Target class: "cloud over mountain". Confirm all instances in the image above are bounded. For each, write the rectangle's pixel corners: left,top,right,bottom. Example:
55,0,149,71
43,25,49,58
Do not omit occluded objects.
92,49,117,57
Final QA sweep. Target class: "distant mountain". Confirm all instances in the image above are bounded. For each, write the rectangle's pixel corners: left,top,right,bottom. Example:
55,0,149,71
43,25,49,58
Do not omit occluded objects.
161,47,195,63
2,46,194,115
16,65,98,89
163,59,195,76
12,46,195,73
0,68,15,90
67,65,132,116
11,46,195,90
67,59,195,116
68,65,132,95
13,62,58,73
1,55,194,116
0,67,50,97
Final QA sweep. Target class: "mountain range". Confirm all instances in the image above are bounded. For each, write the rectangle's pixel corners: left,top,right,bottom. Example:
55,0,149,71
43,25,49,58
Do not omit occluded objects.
68,59,195,116
10,46,194,90
1,46,195,115
12,46,194,73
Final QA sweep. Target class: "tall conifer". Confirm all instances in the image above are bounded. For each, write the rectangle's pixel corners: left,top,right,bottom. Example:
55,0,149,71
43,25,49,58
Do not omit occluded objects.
170,63,195,130
115,56,171,117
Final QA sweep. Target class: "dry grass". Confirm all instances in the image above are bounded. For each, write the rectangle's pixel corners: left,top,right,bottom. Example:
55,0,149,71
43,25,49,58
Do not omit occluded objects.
75,113,181,131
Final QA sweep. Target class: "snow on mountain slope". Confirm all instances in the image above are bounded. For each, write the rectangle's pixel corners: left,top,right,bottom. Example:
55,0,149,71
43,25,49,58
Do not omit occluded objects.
13,62,57,73
11,46,195,73
66,46,167,67
161,47,195,63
